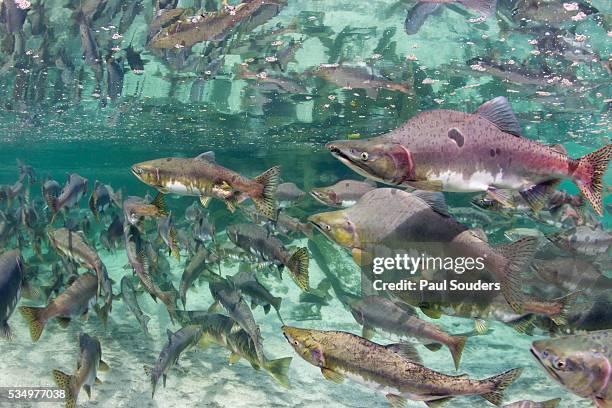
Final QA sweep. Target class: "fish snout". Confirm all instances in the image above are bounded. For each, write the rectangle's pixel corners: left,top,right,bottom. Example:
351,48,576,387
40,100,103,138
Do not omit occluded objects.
325,142,341,155
130,165,142,177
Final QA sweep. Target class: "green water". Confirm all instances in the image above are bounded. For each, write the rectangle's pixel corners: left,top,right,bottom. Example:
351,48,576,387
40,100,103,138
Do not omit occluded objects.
0,0,611,407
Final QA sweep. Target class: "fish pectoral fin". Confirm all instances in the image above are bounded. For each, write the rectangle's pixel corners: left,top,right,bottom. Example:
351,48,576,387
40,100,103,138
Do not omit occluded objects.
411,190,449,216
321,368,344,384
485,187,514,208
385,394,407,408
224,196,239,213
419,305,442,319
198,334,215,349
229,323,242,334
362,325,375,340
474,318,488,334
162,374,167,388
199,196,212,208
424,396,454,408
424,343,443,352
84,384,92,398
151,192,168,216
56,317,71,328
385,343,422,364
228,353,241,364
207,300,222,313
99,360,110,372
519,179,561,214
506,314,535,334
404,180,443,191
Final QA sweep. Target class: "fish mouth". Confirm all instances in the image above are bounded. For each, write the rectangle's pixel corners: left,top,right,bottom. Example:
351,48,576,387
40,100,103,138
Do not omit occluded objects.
130,166,142,179
309,190,331,206
327,143,387,182
327,145,357,168
308,218,328,237
530,347,563,383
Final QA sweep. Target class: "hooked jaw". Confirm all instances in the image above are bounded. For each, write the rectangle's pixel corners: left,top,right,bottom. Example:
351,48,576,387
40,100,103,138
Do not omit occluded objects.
309,188,337,206
326,140,414,186
530,344,564,384
131,163,162,188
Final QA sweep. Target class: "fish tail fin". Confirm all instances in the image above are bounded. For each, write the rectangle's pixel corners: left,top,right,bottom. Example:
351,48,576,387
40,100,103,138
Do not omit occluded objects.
151,192,168,216
287,247,309,291
0,322,13,340
550,291,581,326
271,295,282,314
52,369,77,408
265,357,292,389
18,306,46,342
88,192,99,222
573,144,612,216
143,365,158,398
449,336,468,370
169,227,180,261
252,165,281,220
43,191,56,212
495,237,538,313
480,367,523,406
160,292,178,323
96,301,111,328
50,196,59,216
179,287,187,310
141,315,151,337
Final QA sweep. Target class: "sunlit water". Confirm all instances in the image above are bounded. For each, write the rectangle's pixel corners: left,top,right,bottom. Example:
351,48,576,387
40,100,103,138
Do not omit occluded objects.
0,0,610,407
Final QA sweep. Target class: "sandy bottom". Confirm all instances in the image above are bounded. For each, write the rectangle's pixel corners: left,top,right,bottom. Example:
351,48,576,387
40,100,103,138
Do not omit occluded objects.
0,238,591,408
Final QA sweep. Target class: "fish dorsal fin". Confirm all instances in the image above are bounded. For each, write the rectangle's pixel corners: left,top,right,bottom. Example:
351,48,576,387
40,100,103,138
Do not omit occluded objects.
321,367,344,383
412,190,449,217
166,329,173,343
385,342,422,364
475,96,522,137
195,151,216,162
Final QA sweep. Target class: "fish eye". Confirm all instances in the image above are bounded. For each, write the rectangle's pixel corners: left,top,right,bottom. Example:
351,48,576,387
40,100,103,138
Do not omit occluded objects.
325,224,331,231
360,152,369,161
293,340,299,346
555,360,565,369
